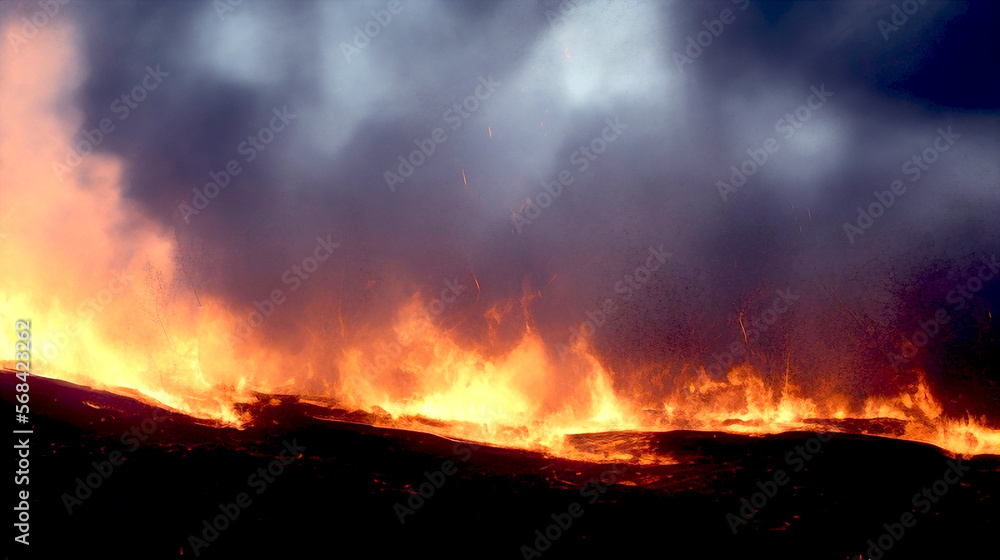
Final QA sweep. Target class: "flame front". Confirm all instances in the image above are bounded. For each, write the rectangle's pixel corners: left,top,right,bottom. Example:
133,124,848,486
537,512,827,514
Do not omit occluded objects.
335,297,649,458
334,302,1000,458
3,20,999,462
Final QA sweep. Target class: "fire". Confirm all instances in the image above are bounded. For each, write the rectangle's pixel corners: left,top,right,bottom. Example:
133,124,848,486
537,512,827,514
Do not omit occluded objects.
650,367,1000,456
334,301,1000,458
3,20,999,463
0,21,285,423
336,296,651,460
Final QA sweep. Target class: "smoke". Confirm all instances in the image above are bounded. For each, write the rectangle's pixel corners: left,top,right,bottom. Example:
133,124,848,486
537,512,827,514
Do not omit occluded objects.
3,0,999,415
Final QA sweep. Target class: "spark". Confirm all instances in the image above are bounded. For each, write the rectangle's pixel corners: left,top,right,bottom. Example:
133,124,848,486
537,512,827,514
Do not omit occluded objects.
462,168,467,185
467,262,481,301
537,275,559,299
785,353,792,393
488,125,492,138
738,312,749,351
565,47,571,58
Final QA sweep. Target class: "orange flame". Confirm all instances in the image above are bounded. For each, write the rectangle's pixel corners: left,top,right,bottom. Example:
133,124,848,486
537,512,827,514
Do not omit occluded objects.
3,21,999,463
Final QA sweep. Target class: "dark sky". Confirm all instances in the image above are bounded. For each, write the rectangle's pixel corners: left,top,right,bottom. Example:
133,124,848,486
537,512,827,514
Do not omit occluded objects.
7,0,999,411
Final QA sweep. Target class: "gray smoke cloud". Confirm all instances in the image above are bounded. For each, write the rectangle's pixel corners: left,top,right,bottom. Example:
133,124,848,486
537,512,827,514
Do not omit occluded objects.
8,0,999,413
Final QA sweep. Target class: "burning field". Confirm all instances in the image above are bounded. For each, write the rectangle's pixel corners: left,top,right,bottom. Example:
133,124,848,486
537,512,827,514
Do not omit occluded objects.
2,0,999,558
